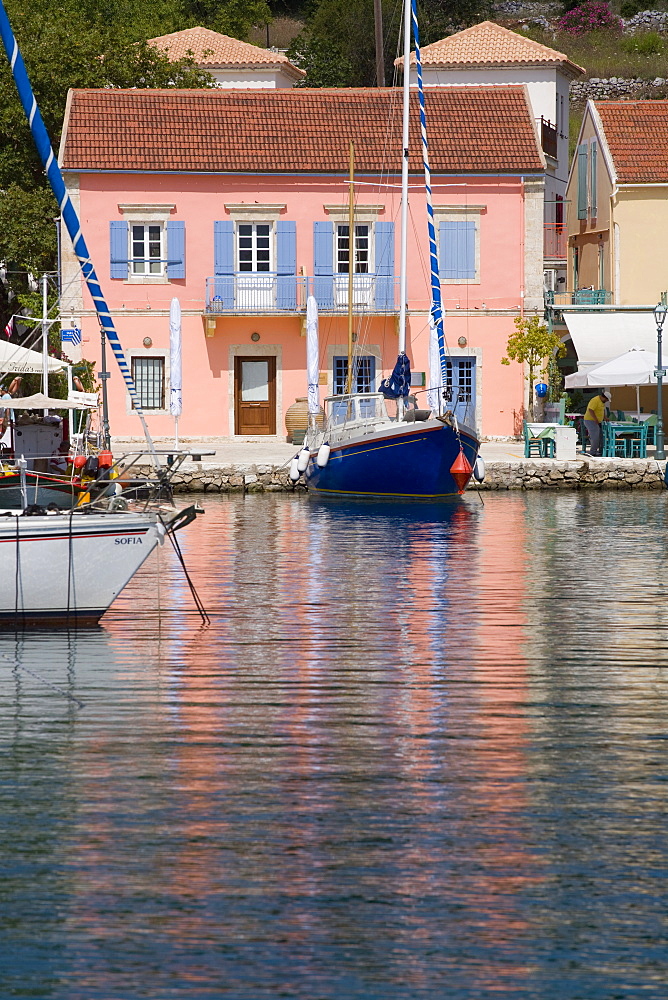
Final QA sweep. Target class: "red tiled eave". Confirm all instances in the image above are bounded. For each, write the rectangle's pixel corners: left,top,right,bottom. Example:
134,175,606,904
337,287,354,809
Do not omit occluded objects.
61,87,544,175
147,25,305,79
396,21,584,79
595,100,668,185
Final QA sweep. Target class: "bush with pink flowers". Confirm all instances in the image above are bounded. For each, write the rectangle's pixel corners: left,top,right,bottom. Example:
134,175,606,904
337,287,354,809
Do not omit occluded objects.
557,1,622,35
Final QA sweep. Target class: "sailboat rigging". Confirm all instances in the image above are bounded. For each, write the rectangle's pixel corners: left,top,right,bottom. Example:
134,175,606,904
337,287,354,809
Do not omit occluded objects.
300,0,481,499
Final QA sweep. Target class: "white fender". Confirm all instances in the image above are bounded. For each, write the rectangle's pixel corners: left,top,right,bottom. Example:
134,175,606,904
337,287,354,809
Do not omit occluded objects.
316,442,331,468
297,446,311,473
289,456,301,482
473,455,485,483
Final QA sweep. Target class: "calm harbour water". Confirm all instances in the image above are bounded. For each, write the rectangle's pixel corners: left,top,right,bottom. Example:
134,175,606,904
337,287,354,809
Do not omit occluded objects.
0,491,667,1000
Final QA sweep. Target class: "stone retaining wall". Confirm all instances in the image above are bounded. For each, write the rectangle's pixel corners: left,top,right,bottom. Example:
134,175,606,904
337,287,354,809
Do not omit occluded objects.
133,459,666,493
475,459,665,490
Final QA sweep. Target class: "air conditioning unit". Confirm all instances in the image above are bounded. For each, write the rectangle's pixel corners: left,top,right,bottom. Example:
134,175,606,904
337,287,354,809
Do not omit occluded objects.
543,268,557,292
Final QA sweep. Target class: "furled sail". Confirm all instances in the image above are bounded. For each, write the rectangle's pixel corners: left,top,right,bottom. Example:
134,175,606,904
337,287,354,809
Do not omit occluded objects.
379,353,411,398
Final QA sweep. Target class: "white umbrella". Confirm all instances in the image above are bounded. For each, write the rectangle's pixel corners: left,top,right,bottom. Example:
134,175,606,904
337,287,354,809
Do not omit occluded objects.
306,295,319,419
169,297,182,448
565,347,658,413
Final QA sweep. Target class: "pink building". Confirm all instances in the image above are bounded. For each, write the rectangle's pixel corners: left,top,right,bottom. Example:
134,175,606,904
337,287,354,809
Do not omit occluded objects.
58,86,544,441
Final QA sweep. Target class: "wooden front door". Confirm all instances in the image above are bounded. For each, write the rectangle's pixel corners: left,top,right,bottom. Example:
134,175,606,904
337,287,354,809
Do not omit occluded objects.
234,356,276,435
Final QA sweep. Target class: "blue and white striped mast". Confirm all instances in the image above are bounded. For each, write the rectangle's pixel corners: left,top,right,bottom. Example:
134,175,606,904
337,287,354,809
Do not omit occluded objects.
409,0,448,407
0,2,160,467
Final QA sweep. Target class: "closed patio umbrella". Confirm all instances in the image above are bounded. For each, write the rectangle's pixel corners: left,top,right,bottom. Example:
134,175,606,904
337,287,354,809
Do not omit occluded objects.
169,297,182,448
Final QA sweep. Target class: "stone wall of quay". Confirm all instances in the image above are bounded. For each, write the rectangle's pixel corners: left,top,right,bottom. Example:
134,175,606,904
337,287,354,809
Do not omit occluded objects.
135,459,666,493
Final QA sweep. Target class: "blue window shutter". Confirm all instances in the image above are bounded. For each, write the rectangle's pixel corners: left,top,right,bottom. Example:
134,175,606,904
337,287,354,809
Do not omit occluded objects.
590,140,597,218
166,221,185,280
276,220,297,310
374,221,394,310
313,221,333,310
440,220,476,281
213,220,234,309
109,221,128,280
577,143,588,220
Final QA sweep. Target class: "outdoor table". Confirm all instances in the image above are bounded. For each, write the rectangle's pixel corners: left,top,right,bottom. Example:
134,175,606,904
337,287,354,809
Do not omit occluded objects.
603,421,647,458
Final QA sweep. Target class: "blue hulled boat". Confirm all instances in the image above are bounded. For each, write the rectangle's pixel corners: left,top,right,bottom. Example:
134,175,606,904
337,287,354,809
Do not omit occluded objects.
305,393,479,498
296,0,481,500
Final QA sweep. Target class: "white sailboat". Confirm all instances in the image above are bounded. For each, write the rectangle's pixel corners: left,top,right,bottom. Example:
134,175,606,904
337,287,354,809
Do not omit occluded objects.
0,2,203,625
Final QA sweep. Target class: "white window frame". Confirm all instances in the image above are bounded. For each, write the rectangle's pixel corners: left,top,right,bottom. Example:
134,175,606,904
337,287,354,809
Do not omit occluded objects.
118,204,174,284
236,222,274,273
335,222,372,275
130,223,165,278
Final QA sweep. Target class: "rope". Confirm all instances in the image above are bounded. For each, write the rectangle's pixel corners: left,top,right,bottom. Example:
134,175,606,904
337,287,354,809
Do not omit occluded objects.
2,652,84,709
160,517,210,626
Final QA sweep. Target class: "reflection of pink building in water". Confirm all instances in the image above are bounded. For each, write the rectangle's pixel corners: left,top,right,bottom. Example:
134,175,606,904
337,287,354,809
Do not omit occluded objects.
59,86,544,440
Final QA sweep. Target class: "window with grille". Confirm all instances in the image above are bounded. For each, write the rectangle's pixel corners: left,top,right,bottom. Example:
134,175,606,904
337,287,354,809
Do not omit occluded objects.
237,223,271,272
131,224,163,275
445,360,474,403
131,357,165,409
336,224,370,274
334,356,375,394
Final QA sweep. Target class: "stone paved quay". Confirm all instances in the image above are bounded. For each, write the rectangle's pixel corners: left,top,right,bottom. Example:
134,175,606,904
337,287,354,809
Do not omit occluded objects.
112,438,668,492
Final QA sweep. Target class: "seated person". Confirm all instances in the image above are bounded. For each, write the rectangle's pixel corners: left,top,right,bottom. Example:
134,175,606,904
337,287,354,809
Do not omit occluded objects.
49,441,71,474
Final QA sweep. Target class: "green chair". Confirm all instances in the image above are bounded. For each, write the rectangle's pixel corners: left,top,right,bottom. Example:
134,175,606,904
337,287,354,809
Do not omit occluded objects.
523,421,542,457
645,414,657,446
629,421,649,458
523,422,555,458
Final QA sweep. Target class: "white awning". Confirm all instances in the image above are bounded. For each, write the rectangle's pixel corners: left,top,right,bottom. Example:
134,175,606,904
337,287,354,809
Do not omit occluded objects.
0,340,68,375
563,312,657,366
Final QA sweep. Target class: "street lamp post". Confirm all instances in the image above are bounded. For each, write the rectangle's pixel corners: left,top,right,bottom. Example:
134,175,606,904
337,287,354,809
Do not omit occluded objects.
654,301,667,460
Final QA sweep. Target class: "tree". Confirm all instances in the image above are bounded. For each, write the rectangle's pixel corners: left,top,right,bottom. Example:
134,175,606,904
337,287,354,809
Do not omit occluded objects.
0,3,215,333
288,0,493,86
501,316,567,418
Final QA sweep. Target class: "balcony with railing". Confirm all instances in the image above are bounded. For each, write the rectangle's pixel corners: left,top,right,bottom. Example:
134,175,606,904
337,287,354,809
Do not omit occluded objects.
544,224,567,262
205,274,400,315
545,288,612,309
540,117,558,160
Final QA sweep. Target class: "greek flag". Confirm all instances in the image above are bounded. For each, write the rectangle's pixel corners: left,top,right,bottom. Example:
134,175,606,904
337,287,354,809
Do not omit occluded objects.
61,327,82,346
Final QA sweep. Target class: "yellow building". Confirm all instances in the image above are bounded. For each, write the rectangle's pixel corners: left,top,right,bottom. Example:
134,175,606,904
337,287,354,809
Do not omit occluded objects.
554,100,668,409
566,99,668,305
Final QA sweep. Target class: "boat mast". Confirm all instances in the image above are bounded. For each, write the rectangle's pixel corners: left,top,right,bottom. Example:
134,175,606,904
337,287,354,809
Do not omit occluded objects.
399,0,410,361
411,0,447,407
346,140,355,395
0,3,160,469
41,274,48,416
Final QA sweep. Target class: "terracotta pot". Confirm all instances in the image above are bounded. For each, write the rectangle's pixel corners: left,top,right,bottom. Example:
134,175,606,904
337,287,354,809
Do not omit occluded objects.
285,397,324,442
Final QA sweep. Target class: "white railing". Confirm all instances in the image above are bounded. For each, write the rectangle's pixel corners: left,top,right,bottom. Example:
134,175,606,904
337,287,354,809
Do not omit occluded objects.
205,275,399,314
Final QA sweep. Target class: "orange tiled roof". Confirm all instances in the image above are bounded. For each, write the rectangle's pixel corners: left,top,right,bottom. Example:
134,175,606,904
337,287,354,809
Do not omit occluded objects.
147,26,305,80
61,87,543,174
595,100,668,184
397,21,584,78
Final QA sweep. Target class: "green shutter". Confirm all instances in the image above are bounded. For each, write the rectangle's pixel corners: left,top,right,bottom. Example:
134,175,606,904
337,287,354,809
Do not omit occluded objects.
577,143,588,220
590,140,597,218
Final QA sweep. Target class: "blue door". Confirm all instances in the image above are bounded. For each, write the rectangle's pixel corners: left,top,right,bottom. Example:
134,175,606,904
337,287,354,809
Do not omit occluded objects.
445,357,476,426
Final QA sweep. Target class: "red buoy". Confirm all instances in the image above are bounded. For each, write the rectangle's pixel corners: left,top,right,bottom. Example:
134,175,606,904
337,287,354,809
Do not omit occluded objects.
450,450,473,493
97,450,113,468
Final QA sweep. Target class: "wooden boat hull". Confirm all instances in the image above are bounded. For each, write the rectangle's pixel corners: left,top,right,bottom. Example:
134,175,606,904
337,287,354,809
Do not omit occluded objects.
0,471,85,509
305,419,479,498
0,510,167,625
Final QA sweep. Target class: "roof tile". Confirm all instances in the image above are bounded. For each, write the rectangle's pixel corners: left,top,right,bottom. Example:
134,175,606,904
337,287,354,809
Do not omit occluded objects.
595,100,668,184
397,21,584,78
147,25,305,79
61,87,544,175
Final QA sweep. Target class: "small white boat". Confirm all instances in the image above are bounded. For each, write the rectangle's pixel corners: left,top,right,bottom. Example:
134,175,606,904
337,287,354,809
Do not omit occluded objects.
0,502,199,625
